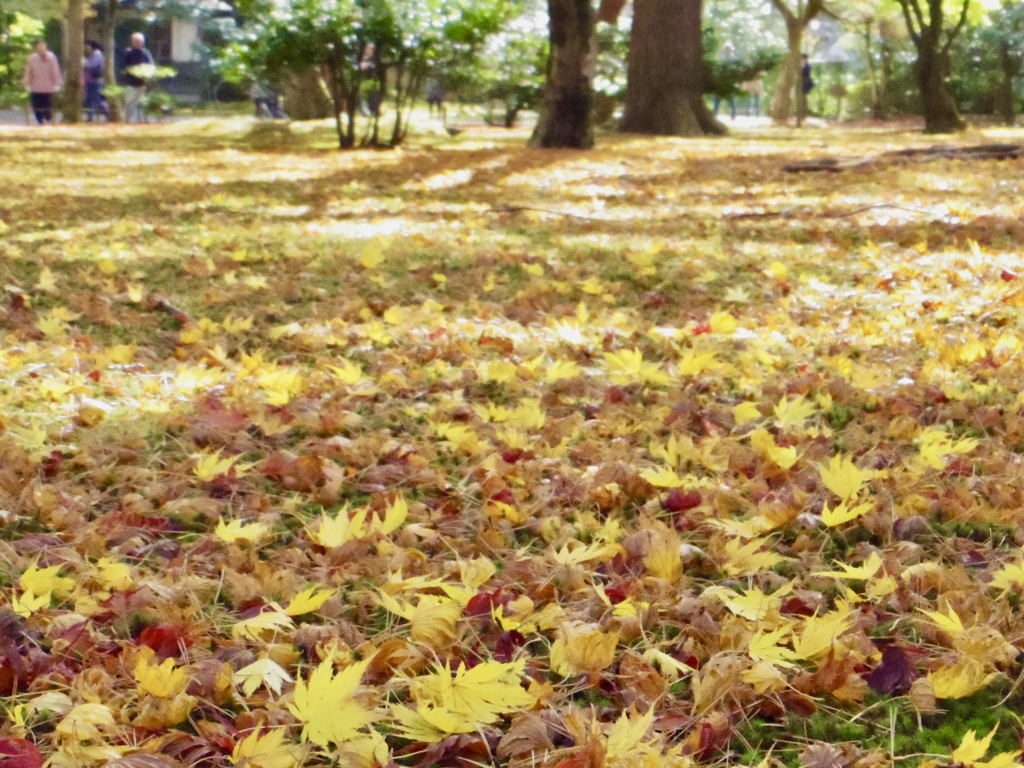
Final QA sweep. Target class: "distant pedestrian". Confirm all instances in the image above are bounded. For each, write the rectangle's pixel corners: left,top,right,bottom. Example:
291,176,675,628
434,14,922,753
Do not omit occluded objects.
426,77,445,121
120,32,154,124
83,41,109,122
23,40,63,125
801,54,814,96
740,75,765,116
799,53,814,122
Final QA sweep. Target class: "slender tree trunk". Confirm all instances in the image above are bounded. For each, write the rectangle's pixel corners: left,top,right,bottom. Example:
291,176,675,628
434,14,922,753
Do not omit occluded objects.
530,0,595,149
862,21,880,119
917,38,963,133
877,36,892,119
101,0,122,122
620,0,724,136
64,0,85,124
771,21,801,122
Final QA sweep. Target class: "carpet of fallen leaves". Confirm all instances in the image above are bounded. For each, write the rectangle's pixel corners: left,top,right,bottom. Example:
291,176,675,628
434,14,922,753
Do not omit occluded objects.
3,119,1024,768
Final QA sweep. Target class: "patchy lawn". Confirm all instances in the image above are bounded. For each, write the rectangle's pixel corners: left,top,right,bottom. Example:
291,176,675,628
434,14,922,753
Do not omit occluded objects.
2,118,1024,768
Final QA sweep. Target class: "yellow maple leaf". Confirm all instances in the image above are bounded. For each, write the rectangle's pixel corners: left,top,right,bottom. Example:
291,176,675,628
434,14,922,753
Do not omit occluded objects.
391,702,473,742
550,624,619,676
55,702,117,742
232,608,294,642
709,311,738,335
819,454,871,502
914,427,979,471
606,708,656,761
289,658,374,748
812,551,884,580
750,429,799,469
234,656,294,697
792,608,855,660
821,500,874,527
308,507,369,548
380,592,461,648
37,267,58,293
721,536,789,576
704,583,792,621
94,557,133,591
21,563,75,598
733,401,762,425
231,728,301,768
285,586,336,617
773,395,817,429
640,466,685,488
221,314,254,334
409,659,535,729
550,541,621,565
747,627,800,668
928,657,997,699
643,534,682,582
134,650,191,698
742,660,788,694
193,450,245,481
215,519,271,544
371,495,408,536
545,358,582,382
37,310,71,337
677,349,718,376
950,725,1022,768
12,590,50,618
328,359,363,385
919,605,966,636
642,648,694,682
359,238,387,269
989,559,1024,592
604,348,670,387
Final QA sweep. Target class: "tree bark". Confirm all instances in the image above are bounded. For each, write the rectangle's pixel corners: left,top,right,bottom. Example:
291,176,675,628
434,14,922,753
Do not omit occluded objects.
280,68,334,121
101,0,122,122
898,0,967,133
620,0,724,136
771,21,801,122
63,0,85,123
530,0,595,149
769,0,822,123
996,42,1019,126
916,44,962,132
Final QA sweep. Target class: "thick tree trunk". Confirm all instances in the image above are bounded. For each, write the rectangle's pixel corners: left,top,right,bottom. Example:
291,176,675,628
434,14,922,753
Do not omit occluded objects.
280,68,334,121
63,0,85,124
996,42,1018,126
530,0,595,149
771,22,801,122
917,42,963,133
620,0,724,136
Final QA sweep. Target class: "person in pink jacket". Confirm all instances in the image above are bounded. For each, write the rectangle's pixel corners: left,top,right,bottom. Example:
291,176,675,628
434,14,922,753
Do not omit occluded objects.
23,40,63,125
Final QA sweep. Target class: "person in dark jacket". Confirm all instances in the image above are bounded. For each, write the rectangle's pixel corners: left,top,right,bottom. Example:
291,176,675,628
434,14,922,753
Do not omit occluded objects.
83,41,109,122
120,32,154,123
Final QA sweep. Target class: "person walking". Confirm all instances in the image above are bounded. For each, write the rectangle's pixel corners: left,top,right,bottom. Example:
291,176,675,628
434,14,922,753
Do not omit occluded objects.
798,53,814,122
83,41,109,122
120,32,154,124
23,40,63,125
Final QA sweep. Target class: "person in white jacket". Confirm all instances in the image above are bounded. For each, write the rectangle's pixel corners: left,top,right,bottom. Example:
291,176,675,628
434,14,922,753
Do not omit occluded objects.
23,40,63,125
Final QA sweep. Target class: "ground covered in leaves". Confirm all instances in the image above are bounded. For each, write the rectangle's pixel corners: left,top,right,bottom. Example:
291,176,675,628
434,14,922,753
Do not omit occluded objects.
3,118,1024,768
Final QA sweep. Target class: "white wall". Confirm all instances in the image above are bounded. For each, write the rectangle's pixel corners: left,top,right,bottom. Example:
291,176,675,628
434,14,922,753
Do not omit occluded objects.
171,19,200,63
